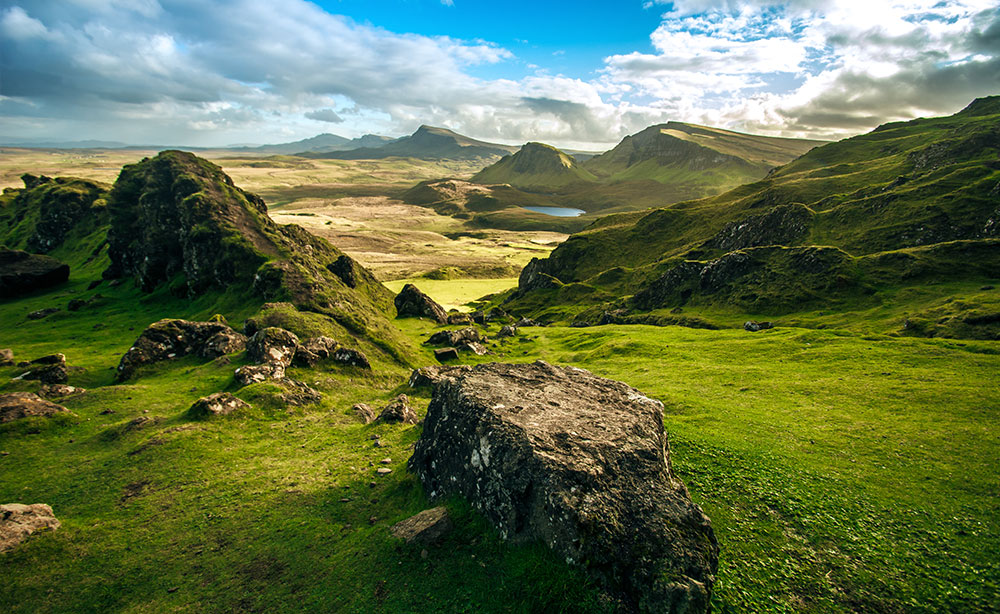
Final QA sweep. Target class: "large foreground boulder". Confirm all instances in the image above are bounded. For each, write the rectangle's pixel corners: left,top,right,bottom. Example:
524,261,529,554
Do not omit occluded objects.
117,319,247,381
409,361,718,612
394,283,448,323
0,248,70,299
0,392,70,423
0,503,60,553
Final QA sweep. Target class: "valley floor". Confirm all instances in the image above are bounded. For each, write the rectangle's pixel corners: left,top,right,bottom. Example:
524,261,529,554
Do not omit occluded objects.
2,276,998,613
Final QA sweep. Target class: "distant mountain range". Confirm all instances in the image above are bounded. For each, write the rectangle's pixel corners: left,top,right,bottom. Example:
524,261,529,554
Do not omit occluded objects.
302,125,519,162
235,133,395,155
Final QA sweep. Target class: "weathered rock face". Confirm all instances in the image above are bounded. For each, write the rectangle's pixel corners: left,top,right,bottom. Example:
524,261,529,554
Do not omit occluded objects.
326,254,359,288
117,319,248,381
394,283,449,323
247,327,300,367
427,327,486,347
188,392,251,418
410,361,718,613
376,394,418,424
705,203,813,253
0,392,69,423
0,248,70,299
0,503,61,553
233,363,285,386
293,336,339,367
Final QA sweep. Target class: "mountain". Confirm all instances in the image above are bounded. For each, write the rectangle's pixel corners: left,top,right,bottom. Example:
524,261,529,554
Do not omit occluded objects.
236,133,394,155
502,97,1000,339
581,122,823,186
471,142,598,190
307,125,518,162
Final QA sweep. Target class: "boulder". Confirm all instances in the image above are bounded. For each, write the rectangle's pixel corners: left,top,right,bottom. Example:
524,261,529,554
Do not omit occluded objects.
278,379,322,406
246,327,300,367
0,503,60,553
390,507,453,545
434,348,459,362
0,392,69,423
409,361,718,613
293,336,340,367
188,392,250,418
0,249,70,299
497,325,518,338
743,320,774,332
38,384,86,399
427,327,486,347
117,319,248,381
332,347,371,370
408,365,469,389
458,342,488,356
30,354,66,365
394,283,448,324
233,363,285,387
18,354,69,385
448,313,473,325
376,394,418,425
0,348,13,366
27,307,59,320
351,403,376,424
327,254,360,288
517,317,539,327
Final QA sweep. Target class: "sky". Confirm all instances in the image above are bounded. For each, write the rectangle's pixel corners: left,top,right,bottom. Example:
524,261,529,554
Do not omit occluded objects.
1,0,998,149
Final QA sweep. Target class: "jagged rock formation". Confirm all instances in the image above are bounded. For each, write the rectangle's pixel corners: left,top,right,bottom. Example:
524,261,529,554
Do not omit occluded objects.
410,361,718,612
394,283,448,323
0,248,70,298
0,392,70,423
99,150,410,365
117,319,247,381
0,503,61,553
3,174,109,254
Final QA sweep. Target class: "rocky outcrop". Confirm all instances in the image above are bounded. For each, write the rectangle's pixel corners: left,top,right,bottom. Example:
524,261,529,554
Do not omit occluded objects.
0,503,61,553
390,507,453,545
408,365,468,388
426,327,486,347
409,361,717,612
743,320,774,332
293,336,339,367
434,348,459,362
704,204,813,252
117,319,247,381
0,392,69,423
16,354,69,385
516,257,562,294
246,327,299,367
233,363,285,386
188,392,251,418
11,175,109,253
376,394,418,424
394,284,448,323
497,325,518,338
332,347,371,369
0,249,70,298
326,254,360,288
351,403,376,424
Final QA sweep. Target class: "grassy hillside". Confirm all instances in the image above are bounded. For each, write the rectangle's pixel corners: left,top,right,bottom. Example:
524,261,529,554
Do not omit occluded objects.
471,142,598,190
502,97,1000,338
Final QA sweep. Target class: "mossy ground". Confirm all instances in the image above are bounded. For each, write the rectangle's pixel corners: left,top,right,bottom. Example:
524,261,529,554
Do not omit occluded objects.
3,271,998,612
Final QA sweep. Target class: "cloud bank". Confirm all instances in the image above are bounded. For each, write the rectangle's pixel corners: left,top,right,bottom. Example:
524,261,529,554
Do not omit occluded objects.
1,0,997,147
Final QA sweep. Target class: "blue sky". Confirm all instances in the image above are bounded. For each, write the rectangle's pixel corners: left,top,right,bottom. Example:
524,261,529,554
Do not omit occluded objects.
1,0,997,148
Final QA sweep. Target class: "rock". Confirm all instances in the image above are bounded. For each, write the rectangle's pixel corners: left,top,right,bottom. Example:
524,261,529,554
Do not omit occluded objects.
246,327,300,367
0,348,13,366
743,320,774,332
332,347,371,370
516,317,538,327
408,365,468,388
409,361,718,613
38,384,85,399
458,342,488,356
390,507,453,545
0,392,69,423
327,254,360,288
394,283,448,324
20,354,69,384
67,298,87,311
188,392,250,418
0,503,60,553
233,363,285,387
278,379,322,406
0,249,70,299
293,336,340,367
376,467,392,475
497,325,518,338
471,311,486,325
117,319,248,381
517,257,562,294
376,394,418,425
27,307,60,320
447,313,473,325
434,347,459,362
427,327,486,346
351,403,376,424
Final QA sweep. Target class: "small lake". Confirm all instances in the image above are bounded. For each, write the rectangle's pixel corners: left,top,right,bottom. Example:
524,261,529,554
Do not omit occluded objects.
522,206,586,217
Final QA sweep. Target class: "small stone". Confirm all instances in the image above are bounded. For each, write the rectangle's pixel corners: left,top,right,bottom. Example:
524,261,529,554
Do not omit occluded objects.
376,468,392,475
188,392,251,418
380,458,392,464
390,507,453,546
